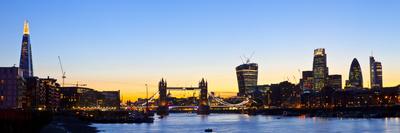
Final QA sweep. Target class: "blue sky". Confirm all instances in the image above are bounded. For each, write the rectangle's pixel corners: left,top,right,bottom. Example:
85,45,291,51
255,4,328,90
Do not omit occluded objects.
1,0,399,100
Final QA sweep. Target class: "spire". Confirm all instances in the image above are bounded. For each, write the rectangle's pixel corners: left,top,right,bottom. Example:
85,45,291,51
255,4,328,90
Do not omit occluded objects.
23,20,29,35
19,20,34,78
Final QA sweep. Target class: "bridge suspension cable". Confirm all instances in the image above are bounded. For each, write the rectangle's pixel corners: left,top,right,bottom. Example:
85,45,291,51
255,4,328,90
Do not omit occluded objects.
140,91,159,106
208,92,251,107
139,91,253,107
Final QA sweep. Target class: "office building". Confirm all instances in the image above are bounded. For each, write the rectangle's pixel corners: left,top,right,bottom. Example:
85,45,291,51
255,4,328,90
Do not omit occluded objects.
0,67,26,109
328,75,342,90
346,58,363,88
99,91,121,109
60,87,120,110
40,77,61,111
236,63,258,96
370,56,383,89
313,48,329,91
300,71,314,90
26,77,45,110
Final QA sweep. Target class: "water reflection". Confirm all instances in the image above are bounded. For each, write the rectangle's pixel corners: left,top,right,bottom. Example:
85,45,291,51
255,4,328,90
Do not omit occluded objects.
92,114,400,133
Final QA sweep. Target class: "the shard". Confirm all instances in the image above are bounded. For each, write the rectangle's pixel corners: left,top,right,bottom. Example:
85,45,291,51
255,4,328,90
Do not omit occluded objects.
19,20,33,78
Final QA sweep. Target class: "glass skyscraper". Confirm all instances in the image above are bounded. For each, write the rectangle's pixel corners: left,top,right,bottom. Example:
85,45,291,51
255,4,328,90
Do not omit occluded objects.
236,63,258,96
312,48,329,91
370,56,383,89
19,20,34,78
346,58,363,88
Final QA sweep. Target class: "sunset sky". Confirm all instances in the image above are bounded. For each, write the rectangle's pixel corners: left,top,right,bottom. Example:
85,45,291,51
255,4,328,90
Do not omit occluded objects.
1,0,400,101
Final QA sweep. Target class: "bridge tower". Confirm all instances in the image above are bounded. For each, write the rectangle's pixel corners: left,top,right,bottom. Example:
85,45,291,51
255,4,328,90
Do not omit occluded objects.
197,78,210,115
157,78,169,116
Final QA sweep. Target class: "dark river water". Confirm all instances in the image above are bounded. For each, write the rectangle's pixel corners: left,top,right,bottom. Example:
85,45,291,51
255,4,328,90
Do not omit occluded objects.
92,113,400,133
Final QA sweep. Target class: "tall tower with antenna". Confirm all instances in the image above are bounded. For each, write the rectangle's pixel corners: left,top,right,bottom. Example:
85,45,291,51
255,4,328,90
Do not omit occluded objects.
370,54,383,89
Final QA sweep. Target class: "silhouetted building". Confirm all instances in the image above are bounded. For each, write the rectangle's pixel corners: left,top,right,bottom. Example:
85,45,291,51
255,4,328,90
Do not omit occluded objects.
328,75,342,90
26,77,45,110
346,58,363,89
250,85,271,106
0,67,26,109
99,91,120,109
370,56,383,89
236,63,258,96
25,77,61,111
40,77,61,111
300,71,313,90
250,86,265,107
60,87,97,109
269,81,301,108
252,85,271,94
313,48,329,91
302,85,400,109
60,87,120,110
19,21,34,78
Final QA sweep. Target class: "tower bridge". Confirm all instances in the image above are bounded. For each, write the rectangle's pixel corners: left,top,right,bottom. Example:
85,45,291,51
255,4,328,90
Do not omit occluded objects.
157,78,210,115
139,78,253,116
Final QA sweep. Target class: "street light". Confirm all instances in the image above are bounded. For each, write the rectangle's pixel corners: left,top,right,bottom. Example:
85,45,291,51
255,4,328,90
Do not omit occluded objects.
145,84,149,113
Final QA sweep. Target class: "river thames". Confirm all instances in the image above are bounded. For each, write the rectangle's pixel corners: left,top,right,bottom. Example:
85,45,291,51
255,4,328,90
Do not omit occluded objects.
92,113,400,133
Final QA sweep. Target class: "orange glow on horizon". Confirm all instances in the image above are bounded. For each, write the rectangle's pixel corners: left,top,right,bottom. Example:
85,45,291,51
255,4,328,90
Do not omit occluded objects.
48,62,400,103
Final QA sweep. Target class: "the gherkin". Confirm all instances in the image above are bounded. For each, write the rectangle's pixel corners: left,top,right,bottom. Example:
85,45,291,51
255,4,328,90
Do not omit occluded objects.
347,58,363,88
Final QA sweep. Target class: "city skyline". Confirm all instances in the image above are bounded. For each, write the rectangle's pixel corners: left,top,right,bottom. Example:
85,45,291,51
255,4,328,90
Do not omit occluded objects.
1,1,400,101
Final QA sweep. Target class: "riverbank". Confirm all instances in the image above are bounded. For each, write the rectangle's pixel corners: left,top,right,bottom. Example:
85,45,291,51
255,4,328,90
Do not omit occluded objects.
0,110,52,133
41,114,98,133
75,110,154,123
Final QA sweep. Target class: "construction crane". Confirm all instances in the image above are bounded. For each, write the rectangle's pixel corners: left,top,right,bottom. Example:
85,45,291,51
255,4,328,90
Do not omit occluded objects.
241,51,255,64
58,56,66,87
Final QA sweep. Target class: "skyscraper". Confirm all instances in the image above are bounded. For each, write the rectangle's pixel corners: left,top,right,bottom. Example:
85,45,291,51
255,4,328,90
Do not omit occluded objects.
236,62,258,96
19,20,33,78
328,75,342,90
370,56,383,89
346,58,363,88
312,48,329,91
300,71,313,90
